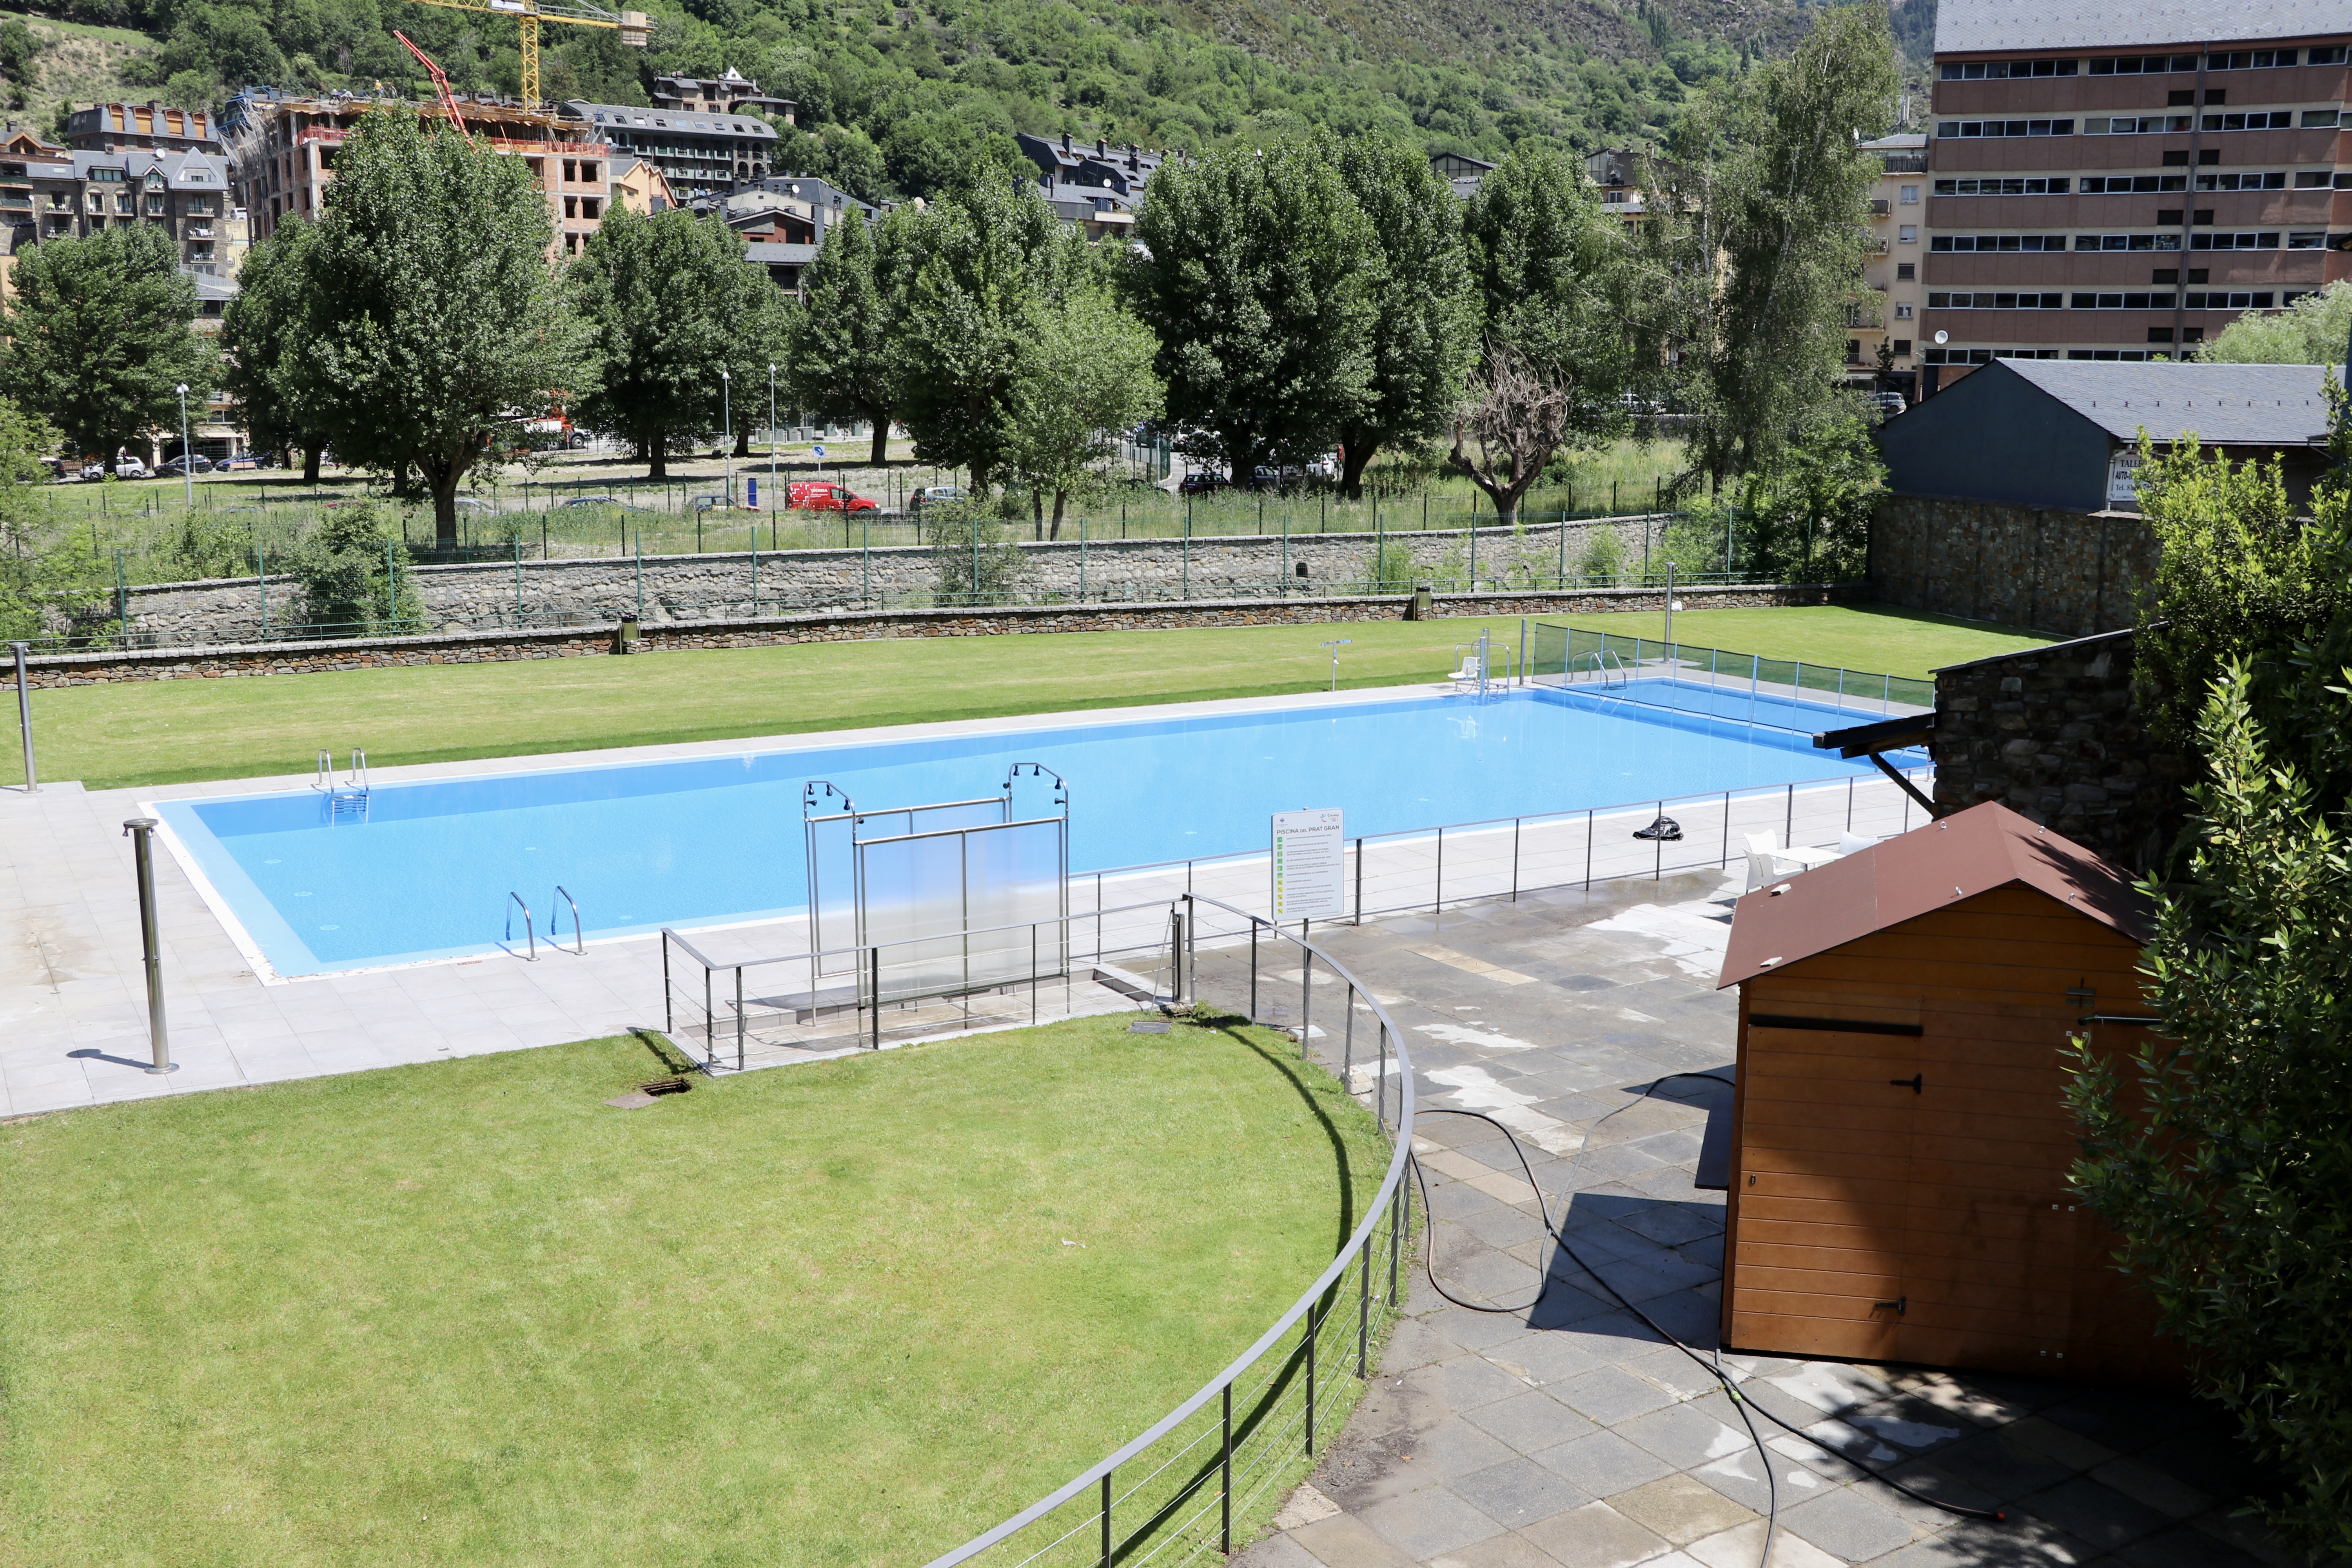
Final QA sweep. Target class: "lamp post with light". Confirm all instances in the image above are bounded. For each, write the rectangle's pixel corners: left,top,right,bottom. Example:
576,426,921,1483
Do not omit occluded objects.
721,367,732,506
768,361,778,518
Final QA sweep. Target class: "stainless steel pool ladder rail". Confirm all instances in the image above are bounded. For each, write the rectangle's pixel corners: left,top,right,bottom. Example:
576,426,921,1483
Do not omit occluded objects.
499,890,537,961
314,748,371,820
551,885,584,955
1573,649,1629,688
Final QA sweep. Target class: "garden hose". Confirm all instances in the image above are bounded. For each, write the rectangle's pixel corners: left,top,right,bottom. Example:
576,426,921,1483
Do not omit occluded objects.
1405,1074,2007,1545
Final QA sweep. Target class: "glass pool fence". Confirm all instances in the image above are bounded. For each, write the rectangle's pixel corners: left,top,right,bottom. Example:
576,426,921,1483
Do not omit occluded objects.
1531,621,1936,725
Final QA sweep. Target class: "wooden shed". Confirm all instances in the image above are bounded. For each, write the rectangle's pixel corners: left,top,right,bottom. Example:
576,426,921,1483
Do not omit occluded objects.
1714,801,2179,1387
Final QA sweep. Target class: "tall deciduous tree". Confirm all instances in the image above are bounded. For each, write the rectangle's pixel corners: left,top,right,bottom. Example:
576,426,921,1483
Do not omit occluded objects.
2200,280,2352,365
1450,144,1630,528
1333,132,1477,499
0,223,213,465
1642,3,1898,492
998,285,1164,537
1127,131,1376,484
785,209,896,466
220,219,331,482
294,111,590,549
886,174,1074,495
568,203,764,479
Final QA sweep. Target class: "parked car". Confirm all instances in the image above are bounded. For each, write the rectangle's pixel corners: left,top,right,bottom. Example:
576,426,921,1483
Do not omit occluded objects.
1178,470,1227,495
907,485,967,512
787,480,878,512
216,455,261,472
158,454,213,476
1866,390,1907,420
113,456,149,479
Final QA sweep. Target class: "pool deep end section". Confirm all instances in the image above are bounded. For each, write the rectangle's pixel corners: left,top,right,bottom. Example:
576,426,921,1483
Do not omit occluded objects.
154,689,1909,978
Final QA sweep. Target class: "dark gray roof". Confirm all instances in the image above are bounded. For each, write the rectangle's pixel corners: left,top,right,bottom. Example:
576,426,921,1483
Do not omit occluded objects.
1936,0,2347,53
743,241,816,265
1998,360,2333,446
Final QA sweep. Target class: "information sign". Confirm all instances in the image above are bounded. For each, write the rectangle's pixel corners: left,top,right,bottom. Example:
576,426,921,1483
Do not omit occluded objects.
1272,808,1346,922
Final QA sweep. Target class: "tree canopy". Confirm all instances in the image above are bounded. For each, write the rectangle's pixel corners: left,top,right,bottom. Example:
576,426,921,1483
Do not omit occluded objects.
1126,129,1377,483
784,209,897,466
292,110,591,547
2200,281,2352,365
220,218,331,481
0,223,213,463
568,203,771,478
997,283,1163,536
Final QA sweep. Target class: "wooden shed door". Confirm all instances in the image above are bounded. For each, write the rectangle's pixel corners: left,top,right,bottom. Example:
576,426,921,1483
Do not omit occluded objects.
1730,1010,1926,1362
1894,1001,2081,1374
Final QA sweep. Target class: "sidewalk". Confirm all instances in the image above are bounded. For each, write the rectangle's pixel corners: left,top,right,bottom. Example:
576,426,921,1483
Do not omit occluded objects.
1251,878,2298,1568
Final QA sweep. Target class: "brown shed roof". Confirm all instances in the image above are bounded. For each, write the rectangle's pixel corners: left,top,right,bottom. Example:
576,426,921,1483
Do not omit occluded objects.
1716,801,2153,989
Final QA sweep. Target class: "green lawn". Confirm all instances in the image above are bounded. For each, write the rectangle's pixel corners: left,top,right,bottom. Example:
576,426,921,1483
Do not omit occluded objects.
32,607,2045,790
0,1020,1388,1567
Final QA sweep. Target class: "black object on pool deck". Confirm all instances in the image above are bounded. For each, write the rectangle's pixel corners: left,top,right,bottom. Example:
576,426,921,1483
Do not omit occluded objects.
1632,815,1683,841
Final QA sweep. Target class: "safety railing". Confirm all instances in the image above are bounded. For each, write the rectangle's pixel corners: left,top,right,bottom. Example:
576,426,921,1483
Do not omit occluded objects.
1533,621,1936,724
918,892,1417,1568
1062,767,1934,933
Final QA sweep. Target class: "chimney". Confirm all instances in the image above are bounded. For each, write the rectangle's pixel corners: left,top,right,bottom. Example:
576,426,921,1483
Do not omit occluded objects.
1095,137,1105,156
1060,131,1071,153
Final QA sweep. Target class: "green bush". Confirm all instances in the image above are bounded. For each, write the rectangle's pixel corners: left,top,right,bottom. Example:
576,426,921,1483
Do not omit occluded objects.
290,504,424,633
927,510,1027,605
1576,523,1626,584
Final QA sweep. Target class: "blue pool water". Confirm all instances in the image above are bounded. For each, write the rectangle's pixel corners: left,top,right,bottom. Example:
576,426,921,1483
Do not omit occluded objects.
154,684,1916,977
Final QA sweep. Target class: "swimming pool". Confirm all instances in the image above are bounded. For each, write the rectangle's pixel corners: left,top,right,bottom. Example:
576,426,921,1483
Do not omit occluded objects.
154,684,1916,978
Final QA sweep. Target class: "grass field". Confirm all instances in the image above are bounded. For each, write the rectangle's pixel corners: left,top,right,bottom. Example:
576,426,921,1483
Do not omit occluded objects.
28,608,2050,790
0,1019,1389,1566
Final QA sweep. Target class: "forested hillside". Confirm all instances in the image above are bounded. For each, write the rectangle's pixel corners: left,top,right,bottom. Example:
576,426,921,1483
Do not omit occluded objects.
12,0,1838,199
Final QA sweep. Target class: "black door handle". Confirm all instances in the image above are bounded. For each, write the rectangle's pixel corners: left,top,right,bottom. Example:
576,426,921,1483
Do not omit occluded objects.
1890,1074,1923,1093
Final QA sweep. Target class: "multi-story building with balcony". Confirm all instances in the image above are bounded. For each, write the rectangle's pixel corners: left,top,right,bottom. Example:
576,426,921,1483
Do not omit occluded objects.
65,101,223,156
563,88,780,204
1014,132,1162,241
1924,0,2350,377
230,92,613,258
1853,134,1930,393
0,129,235,274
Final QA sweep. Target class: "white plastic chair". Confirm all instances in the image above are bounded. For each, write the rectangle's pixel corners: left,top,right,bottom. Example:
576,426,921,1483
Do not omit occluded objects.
1742,832,1784,893
1447,649,1484,686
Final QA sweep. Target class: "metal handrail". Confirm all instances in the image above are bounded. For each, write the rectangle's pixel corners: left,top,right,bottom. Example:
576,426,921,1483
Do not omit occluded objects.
310,748,332,791
920,892,1416,1568
551,885,583,955
498,890,536,961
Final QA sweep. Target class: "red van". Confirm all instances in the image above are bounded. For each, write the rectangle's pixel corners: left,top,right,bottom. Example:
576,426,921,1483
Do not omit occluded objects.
788,480,879,512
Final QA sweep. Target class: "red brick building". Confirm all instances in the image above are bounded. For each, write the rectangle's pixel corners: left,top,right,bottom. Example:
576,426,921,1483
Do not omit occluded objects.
1924,0,2350,373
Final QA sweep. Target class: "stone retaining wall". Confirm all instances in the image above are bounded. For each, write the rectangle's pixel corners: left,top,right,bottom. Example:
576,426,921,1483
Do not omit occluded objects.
1870,494,2157,639
108,515,1671,645
1930,627,2189,873
7,581,1858,690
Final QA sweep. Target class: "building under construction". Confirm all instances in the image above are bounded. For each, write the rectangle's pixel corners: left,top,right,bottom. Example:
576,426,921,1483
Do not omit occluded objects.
226,89,614,257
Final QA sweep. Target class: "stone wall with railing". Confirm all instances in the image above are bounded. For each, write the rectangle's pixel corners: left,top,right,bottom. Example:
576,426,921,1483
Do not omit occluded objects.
7,581,1863,690
99,515,1680,645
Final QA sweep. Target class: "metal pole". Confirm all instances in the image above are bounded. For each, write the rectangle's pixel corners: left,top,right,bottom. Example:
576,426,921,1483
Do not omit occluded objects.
1357,1225,1371,1377
122,818,174,1073
1220,1383,1232,1555
721,368,733,506
11,641,34,792
175,384,192,510
767,363,777,521
1099,1472,1112,1568
1664,560,1674,646
1353,835,1363,925
1305,1300,1318,1455
1300,948,1311,1060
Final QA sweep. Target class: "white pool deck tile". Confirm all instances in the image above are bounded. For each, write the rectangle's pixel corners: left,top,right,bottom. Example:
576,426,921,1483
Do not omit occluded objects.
0,682,1930,1117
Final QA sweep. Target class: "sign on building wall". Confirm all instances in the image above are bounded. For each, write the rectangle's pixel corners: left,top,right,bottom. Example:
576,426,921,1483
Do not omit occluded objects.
2106,449,2141,506
1271,808,1345,922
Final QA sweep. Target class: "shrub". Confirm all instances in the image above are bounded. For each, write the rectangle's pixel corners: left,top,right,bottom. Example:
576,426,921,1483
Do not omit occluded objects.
290,504,424,633
1576,523,1626,584
927,510,1027,605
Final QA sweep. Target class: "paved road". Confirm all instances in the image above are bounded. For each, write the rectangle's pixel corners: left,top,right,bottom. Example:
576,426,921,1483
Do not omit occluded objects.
1244,874,2299,1568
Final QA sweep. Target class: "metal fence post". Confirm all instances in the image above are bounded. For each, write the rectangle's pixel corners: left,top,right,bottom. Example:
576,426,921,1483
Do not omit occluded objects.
870,946,882,1049
1300,947,1312,1060
121,818,174,1074
1721,790,1731,867
1584,808,1594,889
1785,782,1794,849
1510,817,1521,903
1357,1227,1372,1377
1221,1383,1233,1555
661,931,672,1034
1354,836,1365,924
1100,1471,1112,1568
1389,1169,1405,1305
1305,1300,1318,1455
735,964,746,1072
1435,827,1445,913
10,641,33,793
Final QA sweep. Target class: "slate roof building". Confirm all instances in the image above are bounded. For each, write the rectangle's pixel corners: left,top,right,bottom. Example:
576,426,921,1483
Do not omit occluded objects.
563,95,777,202
1924,0,2352,370
1014,132,1158,238
1878,358,2336,509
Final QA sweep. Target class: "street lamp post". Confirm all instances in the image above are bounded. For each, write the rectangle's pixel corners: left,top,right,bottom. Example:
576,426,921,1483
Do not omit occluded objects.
174,383,192,509
721,367,733,507
768,362,778,520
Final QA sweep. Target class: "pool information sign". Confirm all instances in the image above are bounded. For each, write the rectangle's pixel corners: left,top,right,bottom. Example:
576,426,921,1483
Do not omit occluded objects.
1272,809,1345,921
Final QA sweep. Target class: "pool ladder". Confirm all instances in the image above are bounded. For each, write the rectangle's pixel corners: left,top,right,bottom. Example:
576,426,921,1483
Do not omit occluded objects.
313,748,369,822
501,886,584,962
1573,650,1629,688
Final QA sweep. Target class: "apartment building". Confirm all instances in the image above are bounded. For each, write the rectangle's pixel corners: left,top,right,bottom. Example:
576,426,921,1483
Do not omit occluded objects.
1924,0,2351,374
230,93,612,258
66,101,223,155
563,87,780,204
0,129,235,273
651,69,795,120
1014,132,1161,239
1855,133,1929,390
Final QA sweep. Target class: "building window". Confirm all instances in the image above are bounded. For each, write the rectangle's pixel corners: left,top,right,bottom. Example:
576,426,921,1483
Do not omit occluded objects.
116,194,134,213
579,161,598,181
2087,54,2199,74
1894,301,1915,318
2201,111,2296,131
1925,290,2065,308
2189,232,2281,250
1893,339,1911,355
145,194,163,213
563,159,577,183
1931,234,2067,252
580,197,600,219
2288,232,2327,249
527,158,545,178
1939,58,2078,79
564,233,578,254
2075,233,2184,251
1845,339,1861,364
2183,290,2276,308
2081,174,2188,193
1935,118,2076,138
1899,185,1918,204
2083,114,2194,134
1895,262,1916,280
564,196,577,219
1898,224,1916,243
2301,111,2343,129
2148,327,2175,343
2069,291,2180,309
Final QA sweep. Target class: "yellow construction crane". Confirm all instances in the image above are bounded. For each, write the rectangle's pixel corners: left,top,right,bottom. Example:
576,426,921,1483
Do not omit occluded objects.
404,0,651,111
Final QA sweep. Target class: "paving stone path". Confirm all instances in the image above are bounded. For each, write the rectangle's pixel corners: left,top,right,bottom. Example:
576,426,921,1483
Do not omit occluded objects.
1245,875,2303,1568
